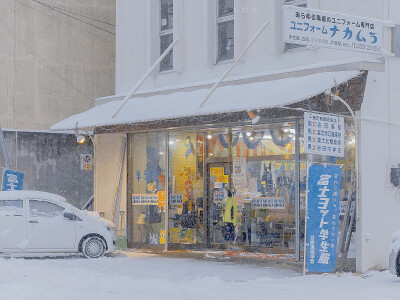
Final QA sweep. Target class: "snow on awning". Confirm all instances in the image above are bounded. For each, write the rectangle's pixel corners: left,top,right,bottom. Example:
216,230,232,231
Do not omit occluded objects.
51,70,362,130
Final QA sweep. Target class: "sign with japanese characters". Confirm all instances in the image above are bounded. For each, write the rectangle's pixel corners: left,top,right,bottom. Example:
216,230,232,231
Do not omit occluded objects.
283,5,384,55
307,164,342,273
170,193,183,205
251,197,285,209
132,194,158,205
2,169,24,191
214,191,225,203
304,112,344,157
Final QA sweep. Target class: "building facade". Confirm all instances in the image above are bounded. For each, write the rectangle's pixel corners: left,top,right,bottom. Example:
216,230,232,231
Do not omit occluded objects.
54,0,400,273
0,0,115,208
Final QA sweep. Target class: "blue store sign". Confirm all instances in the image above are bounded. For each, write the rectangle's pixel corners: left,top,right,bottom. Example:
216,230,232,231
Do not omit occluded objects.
307,164,341,273
2,169,24,191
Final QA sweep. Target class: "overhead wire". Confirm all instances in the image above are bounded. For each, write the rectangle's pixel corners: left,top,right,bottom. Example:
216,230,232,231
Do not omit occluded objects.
33,0,116,27
0,16,94,103
31,0,115,35
15,0,113,43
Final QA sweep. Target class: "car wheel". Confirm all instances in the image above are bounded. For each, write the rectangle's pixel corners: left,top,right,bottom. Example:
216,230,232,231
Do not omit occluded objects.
82,236,106,258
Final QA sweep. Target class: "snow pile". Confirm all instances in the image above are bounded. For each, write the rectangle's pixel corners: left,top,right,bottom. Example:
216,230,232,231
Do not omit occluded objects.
0,253,398,300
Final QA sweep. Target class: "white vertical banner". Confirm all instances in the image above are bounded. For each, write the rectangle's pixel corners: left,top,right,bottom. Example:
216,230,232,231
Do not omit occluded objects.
304,112,345,157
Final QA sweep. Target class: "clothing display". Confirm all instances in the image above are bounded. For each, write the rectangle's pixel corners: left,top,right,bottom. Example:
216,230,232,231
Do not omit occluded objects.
223,196,238,226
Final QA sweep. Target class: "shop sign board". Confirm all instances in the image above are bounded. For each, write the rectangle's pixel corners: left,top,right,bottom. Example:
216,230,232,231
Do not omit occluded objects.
214,191,225,203
283,5,384,55
170,193,183,205
2,169,24,191
132,194,158,205
307,164,342,273
251,197,285,209
304,112,344,157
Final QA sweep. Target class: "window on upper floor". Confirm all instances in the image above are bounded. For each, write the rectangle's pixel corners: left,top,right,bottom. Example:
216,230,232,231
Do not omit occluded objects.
284,0,307,51
217,0,234,62
160,0,173,72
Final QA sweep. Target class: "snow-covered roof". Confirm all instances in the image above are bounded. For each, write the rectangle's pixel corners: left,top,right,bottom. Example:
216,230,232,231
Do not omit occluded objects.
0,190,66,202
51,70,362,130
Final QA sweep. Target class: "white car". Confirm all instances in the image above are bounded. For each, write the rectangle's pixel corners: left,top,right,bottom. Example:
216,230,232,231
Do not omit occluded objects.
0,190,116,258
389,231,400,276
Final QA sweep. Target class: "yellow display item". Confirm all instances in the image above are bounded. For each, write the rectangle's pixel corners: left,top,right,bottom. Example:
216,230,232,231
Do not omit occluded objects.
159,230,166,244
223,196,238,226
170,226,181,243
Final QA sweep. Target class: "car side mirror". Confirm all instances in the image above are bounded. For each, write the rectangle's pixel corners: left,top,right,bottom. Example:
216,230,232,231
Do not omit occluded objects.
63,212,76,220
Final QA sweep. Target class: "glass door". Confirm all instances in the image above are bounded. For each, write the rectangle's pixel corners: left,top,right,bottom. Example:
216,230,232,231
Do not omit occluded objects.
206,162,231,248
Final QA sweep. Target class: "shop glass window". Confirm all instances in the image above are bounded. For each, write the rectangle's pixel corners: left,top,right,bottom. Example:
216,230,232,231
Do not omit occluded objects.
0,200,23,216
160,0,173,72
168,131,205,246
29,200,64,218
131,132,167,247
284,0,307,51
201,123,301,253
217,0,234,62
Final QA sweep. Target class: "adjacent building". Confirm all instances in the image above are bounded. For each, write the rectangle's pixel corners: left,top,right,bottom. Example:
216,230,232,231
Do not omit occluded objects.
0,0,115,207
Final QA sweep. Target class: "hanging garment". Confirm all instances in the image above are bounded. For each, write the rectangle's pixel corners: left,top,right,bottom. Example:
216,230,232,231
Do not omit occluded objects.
223,196,238,227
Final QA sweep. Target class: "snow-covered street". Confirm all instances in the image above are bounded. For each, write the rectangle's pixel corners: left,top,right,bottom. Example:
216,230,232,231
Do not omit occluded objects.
0,252,398,300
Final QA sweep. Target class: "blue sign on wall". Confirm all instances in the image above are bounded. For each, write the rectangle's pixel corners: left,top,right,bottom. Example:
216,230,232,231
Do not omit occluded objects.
307,164,342,273
2,169,24,191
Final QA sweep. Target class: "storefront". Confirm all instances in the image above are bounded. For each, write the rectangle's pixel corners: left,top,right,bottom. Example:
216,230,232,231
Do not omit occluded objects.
52,69,365,267
125,114,356,259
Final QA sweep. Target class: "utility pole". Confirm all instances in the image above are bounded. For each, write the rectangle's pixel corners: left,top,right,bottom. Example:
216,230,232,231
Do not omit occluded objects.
0,127,12,170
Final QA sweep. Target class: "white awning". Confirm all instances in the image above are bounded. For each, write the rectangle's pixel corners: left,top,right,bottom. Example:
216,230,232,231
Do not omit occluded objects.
51,70,362,130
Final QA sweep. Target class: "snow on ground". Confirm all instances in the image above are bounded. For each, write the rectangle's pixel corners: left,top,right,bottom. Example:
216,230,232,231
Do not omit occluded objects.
0,252,398,300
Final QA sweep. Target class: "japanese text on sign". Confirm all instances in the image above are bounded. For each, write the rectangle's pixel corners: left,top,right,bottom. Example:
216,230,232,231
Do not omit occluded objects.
307,164,342,273
170,193,183,205
2,170,24,191
251,197,285,209
283,5,384,55
214,192,225,203
132,194,159,205
304,112,344,157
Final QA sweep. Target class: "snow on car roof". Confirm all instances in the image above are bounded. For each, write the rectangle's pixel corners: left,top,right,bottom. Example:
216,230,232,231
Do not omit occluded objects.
0,190,67,202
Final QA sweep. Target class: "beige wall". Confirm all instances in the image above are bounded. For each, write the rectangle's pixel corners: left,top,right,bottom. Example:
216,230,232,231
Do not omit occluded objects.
94,133,127,231
0,0,115,130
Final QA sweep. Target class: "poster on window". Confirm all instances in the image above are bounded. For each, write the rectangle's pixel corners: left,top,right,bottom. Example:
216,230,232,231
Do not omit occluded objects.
307,164,342,273
132,194,158,205
304,112,345,157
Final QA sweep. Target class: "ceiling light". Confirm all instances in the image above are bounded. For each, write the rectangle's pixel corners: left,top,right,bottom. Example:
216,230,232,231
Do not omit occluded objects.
74,129,86,145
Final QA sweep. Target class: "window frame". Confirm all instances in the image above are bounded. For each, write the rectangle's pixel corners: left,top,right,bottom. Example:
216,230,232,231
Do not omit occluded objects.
159,0,174,72
28,199,65,219
284,0,308,52
0,199,24,217
216,0,235,63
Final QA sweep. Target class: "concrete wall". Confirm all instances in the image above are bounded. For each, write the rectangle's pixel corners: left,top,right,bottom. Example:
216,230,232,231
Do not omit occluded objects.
0,0,115,130
114,0,400,271
0,130,94,209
